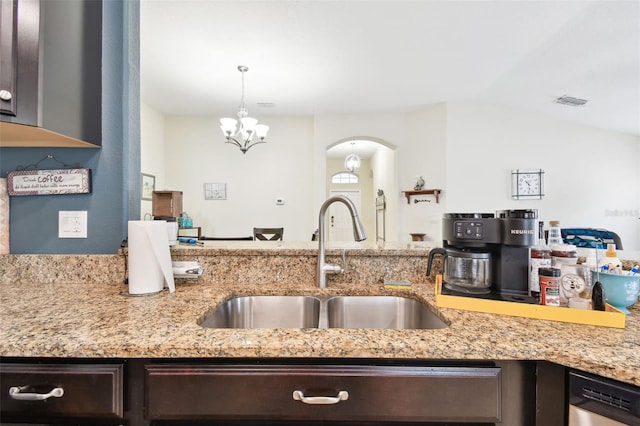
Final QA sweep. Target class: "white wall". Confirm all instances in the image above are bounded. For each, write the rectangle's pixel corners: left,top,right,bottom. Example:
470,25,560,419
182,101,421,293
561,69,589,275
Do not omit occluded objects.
141,102,640,249
162,115,315,240
312,113,408,241
445,102,640,250
140,101,167,219
371,144,397,241
402,104,448,244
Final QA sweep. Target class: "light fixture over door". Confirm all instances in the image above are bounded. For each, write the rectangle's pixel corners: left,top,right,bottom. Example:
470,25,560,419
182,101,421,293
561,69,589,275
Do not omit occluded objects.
220,65,269,154
344,142,361,172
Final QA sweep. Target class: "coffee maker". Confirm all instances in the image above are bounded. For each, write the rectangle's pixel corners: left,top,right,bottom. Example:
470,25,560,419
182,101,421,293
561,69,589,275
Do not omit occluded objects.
429,209,537,302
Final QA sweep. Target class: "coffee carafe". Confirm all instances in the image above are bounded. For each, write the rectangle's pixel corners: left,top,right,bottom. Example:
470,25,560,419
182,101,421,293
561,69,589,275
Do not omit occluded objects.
426,247,492,294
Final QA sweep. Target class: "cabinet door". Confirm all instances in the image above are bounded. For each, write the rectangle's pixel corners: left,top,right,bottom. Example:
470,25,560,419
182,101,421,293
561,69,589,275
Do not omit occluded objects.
0,0,18,116
0,0,102,147
0,0,39,123
0,363,124,423
146,364,502,422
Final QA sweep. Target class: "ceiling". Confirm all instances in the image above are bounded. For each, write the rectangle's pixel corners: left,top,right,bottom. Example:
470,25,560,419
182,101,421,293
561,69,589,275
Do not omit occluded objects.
140,0,640,159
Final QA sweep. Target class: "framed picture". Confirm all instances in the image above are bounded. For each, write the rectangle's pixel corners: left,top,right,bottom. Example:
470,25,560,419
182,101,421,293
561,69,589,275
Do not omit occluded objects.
141,173,155,200
204,183,227,200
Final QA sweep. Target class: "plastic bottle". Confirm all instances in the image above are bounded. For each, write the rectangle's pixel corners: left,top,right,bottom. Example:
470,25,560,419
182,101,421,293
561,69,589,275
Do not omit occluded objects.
179,212,193,228
598,243,622,274
529,221,551,301
547,220,563,245
539,267,561,306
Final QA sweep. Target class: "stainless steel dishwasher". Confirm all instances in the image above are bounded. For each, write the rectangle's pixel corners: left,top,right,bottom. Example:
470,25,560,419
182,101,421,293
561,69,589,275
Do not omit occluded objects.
569,370,640,425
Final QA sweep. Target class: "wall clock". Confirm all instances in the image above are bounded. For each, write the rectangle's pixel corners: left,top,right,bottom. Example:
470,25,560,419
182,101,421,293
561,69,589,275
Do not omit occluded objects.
511,169,544,200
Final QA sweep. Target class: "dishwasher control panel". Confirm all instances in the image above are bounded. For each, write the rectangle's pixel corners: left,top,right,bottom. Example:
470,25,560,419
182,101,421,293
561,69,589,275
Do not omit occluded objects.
569,370,640,425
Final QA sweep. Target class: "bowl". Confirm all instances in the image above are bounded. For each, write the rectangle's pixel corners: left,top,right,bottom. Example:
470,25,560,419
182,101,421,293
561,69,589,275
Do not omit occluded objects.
591,270,640,311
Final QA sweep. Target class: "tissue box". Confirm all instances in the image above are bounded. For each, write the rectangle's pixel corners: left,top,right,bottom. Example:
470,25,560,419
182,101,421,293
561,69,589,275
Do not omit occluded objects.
172,261,203,279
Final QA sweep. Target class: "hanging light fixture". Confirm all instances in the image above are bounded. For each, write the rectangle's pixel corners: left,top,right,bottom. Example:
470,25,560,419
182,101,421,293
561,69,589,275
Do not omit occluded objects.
220,65,269,154
344,142,361,172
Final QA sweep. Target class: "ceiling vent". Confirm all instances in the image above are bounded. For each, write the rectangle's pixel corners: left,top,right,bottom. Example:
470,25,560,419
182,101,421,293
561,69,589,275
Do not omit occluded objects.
555,95,588,107
257,102,276,108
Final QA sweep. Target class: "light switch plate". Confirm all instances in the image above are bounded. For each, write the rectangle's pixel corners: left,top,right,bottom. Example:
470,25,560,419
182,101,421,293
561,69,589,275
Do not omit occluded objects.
58,211,88,238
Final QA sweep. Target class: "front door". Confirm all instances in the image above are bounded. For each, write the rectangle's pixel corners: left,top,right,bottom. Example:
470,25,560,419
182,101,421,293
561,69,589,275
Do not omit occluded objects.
328,190,361,242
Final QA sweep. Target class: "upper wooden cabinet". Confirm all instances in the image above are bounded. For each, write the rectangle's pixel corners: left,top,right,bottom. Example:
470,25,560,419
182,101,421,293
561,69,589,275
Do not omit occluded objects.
0,0,102,147
0,0,19,118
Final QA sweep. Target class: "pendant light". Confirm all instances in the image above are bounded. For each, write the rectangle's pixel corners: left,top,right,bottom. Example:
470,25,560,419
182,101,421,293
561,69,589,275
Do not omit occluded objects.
344,142,361,172
220,65,269,154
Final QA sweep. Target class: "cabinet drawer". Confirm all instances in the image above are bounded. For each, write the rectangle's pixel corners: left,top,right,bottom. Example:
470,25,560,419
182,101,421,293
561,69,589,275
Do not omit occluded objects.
0,363,124,422
146,364,501,422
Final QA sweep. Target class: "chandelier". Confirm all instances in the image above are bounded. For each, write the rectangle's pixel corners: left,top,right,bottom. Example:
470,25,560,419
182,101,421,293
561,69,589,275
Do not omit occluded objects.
220,65,269,154
344,142,361,172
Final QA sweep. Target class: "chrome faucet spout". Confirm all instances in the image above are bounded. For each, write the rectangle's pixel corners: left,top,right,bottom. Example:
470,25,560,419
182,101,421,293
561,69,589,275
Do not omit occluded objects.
317,195,367,288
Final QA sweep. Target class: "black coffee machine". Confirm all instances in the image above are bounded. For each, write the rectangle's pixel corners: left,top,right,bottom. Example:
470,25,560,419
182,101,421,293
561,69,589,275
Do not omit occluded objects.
438,209,537,302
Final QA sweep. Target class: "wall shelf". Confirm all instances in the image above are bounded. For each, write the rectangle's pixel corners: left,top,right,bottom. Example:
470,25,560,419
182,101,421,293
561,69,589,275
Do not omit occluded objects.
402,189,442,204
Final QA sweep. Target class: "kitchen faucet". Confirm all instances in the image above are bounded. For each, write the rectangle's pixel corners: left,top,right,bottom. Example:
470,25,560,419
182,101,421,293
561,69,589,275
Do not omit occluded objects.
317,195,367,288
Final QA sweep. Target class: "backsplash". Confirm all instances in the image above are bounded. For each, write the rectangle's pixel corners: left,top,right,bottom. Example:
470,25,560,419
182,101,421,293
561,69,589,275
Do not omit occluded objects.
0,255,125,285
1,248,437,287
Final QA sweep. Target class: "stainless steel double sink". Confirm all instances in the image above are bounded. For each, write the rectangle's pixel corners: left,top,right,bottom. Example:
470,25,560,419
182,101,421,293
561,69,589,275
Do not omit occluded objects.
200,295,448,330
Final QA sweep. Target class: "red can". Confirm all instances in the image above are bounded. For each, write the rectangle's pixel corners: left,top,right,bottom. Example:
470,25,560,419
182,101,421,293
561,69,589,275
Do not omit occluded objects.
539,267,561,306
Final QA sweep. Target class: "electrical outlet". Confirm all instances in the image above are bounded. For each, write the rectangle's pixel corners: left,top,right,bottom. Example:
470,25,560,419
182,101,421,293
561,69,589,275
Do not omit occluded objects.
276,198,285,205
59,211,88,238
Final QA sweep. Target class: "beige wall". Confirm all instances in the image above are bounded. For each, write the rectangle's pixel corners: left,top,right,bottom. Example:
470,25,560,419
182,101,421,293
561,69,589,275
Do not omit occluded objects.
141,102,640,249
140,102,167,219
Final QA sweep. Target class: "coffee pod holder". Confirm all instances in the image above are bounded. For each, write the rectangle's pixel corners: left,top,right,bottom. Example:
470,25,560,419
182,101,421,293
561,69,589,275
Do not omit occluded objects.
434,275,626,329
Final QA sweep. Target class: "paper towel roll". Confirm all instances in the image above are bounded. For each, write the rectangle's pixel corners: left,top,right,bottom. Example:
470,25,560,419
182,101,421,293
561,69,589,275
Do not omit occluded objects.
128,221,176,295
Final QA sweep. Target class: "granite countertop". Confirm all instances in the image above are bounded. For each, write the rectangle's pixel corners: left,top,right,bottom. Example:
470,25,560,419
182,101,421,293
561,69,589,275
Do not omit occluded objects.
1,275,638,387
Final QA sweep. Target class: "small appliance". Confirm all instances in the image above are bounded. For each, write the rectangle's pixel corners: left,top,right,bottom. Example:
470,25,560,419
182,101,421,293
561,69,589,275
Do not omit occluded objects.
427,210,537,302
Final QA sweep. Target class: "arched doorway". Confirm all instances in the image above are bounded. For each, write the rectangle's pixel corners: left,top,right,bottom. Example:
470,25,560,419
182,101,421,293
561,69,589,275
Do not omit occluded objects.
326,138,397,242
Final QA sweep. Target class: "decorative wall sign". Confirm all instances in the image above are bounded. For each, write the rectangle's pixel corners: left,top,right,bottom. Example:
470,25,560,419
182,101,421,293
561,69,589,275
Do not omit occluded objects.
141,173,155,200
204,183,227,200
7,168,91,196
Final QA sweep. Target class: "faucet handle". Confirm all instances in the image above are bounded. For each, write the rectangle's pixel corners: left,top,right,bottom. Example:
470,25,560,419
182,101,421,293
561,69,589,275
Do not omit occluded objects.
324,251,347,275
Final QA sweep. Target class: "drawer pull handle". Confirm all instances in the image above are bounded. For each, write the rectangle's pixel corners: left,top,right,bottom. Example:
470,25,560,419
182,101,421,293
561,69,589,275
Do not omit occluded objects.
292,390,349,405
9,386,64,401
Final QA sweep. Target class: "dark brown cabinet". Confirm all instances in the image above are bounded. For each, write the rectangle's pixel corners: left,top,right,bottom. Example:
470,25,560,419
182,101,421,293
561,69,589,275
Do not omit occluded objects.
0,0,102,147
0,0,19,118
0,358,544,425
0,362,124,424
146,363,508,423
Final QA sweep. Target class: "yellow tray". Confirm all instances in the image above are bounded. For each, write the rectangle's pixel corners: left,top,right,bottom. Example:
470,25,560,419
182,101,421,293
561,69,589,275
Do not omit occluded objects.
434,275,626,329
